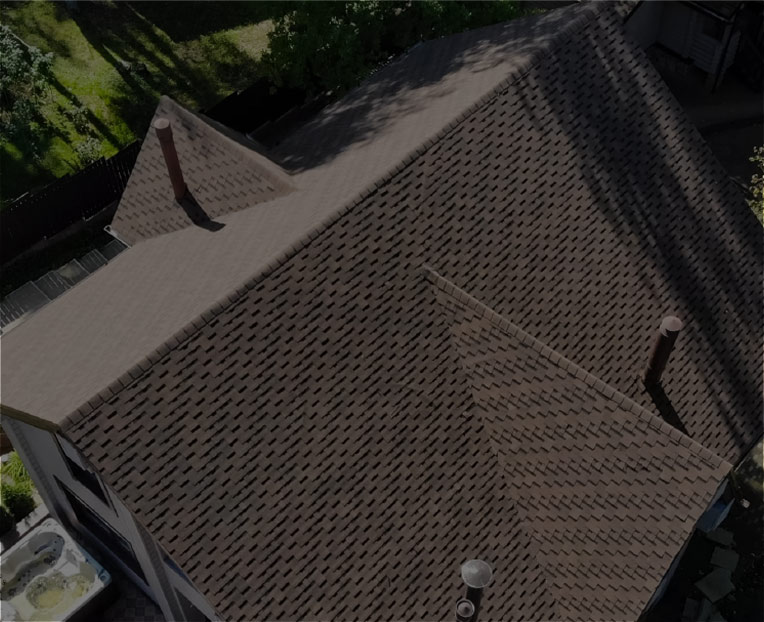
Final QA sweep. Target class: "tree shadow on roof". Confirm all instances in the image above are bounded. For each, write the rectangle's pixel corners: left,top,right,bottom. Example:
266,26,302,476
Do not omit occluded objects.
272,8,572,172
523,9,763,458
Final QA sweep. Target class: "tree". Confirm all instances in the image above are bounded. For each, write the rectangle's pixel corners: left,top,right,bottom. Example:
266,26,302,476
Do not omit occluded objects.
749,146,764,222
0,25,53,151
261,1,524,96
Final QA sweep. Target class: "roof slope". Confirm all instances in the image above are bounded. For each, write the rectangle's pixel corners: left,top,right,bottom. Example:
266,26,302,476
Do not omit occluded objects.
431,271,730,621
46,4,755,619
0,5,582,423
406,5,764,461
111,97,295,244
62,272,559,621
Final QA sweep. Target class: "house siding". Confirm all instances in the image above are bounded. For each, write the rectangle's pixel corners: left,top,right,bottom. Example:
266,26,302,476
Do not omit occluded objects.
1,417,214,621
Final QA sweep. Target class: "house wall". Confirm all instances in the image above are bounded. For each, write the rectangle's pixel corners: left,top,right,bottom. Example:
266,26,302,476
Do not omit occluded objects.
653,3,739,82
625,0,665,49
657,2,695,57
2,417,217,621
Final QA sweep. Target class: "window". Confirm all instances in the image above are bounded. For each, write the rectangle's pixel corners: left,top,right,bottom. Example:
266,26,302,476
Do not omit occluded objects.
62,453,109,504
55,478,145,582
56,436,109,505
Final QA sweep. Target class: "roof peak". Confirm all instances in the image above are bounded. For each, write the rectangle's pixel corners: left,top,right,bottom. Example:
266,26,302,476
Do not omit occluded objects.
110,96,295,245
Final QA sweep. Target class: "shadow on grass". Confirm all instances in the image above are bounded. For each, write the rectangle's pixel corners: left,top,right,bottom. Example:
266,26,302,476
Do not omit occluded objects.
48,75,124,149
127,1,288,42
0,109,71,202
69,1,263,139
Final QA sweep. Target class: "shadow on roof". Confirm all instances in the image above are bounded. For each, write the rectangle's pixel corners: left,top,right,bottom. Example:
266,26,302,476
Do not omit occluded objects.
524,9,763,457
273,9,572,172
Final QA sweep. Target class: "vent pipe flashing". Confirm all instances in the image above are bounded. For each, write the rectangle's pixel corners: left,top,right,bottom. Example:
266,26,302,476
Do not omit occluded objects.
455,598,475,622
153,117,187,201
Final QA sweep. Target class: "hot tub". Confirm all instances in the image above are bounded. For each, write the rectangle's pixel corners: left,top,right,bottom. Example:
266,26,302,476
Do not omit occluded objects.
0,518,111,621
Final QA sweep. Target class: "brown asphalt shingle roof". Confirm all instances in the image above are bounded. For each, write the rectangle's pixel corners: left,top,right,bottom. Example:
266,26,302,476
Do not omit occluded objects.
1,4,579,424
111,98,295,244
431,270,730,621
2,2,761,619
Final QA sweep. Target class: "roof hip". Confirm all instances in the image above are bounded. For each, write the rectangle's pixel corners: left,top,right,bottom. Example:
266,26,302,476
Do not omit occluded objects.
62,2,607,431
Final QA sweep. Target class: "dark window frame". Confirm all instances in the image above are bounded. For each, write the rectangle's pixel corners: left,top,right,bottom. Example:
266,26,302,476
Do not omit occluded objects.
55,477,146,583
55,437,111,507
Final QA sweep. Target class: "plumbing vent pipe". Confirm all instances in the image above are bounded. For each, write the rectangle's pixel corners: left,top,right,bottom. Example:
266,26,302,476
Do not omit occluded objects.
153,117,187,201
460,559,493,622
643,316,683,388
455,598,475,622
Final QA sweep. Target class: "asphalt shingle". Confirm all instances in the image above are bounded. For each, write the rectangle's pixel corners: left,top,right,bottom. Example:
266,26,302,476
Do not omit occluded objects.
431,270,730,621
3,3,761,619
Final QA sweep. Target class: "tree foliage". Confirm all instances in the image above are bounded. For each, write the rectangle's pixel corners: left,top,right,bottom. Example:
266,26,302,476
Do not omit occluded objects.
749,146,764,222
1,452,33,488
261,1,525,95
0,482,35,521
0,505,13,536
0,24,53,149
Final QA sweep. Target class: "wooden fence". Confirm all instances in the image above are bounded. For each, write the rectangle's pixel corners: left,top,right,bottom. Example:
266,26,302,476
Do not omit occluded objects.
1,141,140,264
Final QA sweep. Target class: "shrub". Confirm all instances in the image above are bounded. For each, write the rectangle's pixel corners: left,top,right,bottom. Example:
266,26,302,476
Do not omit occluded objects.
73,136,102,167
262,1,524,96
2,452,32,488
1,482,36,521
0,504,13,536
749,146,764,222
0,24,53,140
64,104,91,135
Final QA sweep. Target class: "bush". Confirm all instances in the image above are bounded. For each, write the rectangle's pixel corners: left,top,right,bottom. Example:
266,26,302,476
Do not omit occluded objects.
261,1,525,96
749,146,764,222
1,482,36,521
64,104,91,135
73,136,102,167
0,504,13,536
0,24,53,141
2,452,32,488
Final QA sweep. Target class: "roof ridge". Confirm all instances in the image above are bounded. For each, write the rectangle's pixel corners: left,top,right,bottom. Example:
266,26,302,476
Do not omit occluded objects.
108,96,296,245
61,3,604,430
164,96,292,178
423,267,732,473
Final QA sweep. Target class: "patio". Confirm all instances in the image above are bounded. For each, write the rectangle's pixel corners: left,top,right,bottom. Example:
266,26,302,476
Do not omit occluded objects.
0,505,164,622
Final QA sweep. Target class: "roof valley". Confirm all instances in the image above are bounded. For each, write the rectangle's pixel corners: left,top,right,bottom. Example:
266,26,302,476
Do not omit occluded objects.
425,267,730,473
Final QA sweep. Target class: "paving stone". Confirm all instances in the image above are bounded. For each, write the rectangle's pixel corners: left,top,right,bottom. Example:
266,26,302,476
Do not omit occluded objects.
706,528,734,547
57,259,89,286
695,568,734,604
710,547,739,571
78,249,109,273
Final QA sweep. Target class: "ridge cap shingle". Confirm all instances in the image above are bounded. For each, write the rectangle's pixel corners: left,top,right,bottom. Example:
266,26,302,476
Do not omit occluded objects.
60,3,607,430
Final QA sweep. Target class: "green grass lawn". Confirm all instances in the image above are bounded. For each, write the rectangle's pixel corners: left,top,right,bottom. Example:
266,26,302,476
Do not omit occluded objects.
0,1,278,201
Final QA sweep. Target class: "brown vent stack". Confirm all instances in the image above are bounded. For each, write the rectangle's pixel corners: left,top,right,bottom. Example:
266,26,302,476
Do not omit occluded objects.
153,118,187,201
643,316,683,387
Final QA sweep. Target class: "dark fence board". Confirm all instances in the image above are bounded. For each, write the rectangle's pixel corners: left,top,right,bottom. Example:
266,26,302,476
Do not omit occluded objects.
202,78,309,136
1,141,140,263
